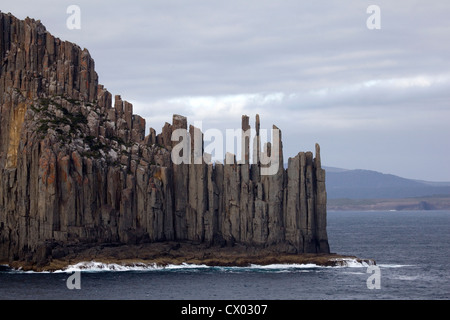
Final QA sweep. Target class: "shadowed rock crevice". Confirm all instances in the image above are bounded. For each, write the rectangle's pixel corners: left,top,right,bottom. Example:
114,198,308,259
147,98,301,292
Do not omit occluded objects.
0,12,329,268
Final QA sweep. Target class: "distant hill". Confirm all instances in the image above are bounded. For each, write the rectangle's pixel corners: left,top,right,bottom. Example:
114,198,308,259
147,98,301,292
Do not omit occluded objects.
326,195,450,211
324,167,450,199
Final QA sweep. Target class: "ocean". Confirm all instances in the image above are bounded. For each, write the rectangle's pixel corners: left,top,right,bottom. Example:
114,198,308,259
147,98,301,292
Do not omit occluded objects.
0,210,449,301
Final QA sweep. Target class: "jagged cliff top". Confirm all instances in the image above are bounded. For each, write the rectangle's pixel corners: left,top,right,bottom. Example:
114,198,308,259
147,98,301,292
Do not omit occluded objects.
0,12,374,270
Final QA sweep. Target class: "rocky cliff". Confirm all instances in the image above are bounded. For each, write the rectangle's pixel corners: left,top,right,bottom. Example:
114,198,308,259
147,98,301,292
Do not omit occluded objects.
0,12,329,267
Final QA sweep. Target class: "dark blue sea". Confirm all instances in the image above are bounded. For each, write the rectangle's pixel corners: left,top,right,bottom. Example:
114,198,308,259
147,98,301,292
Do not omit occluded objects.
0,210,449,300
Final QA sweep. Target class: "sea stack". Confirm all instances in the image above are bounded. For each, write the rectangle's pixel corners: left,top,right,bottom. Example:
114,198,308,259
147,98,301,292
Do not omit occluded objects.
0,12,329,268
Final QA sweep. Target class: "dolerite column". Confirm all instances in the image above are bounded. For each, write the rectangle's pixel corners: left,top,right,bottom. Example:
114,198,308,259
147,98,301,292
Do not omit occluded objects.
171,115,188,240
240,115,254,243
303,151,317,252
204,162,219,244
264,125,285,245
285,153,303,252
223,152,240,243
250,114,261,182
187,124,207,242
314,143,330,253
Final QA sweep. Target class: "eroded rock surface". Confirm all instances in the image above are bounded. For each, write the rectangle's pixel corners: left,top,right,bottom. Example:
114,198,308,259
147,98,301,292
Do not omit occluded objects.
0,12,329,268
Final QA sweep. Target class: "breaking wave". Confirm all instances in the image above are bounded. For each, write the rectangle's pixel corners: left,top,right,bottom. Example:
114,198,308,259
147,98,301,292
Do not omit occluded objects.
1,258,378,274
54,258,373,273
330,258,375,268
58,261,211,273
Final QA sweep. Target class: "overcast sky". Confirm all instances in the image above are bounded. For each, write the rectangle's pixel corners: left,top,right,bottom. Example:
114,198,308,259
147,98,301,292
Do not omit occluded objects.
2,1,450,181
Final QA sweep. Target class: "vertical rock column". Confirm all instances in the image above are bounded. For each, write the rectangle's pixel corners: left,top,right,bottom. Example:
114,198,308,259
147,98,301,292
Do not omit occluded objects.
251,115,268,246
285,153,303,251
171,115,189,240
222,152,240,243
263,125,285,246
204,162,219,244
314,143,329,253
239,115,254,243
302,151,317,252
186,124,207,242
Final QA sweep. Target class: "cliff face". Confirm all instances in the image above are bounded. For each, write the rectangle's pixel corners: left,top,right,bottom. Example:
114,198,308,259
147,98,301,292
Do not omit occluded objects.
0,12,329,266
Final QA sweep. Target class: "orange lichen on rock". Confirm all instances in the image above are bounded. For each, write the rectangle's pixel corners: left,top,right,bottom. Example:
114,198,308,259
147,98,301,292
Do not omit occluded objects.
5,102,27,169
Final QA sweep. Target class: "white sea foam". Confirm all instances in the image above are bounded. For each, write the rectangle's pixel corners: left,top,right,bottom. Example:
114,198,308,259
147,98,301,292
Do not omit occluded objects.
4,258,381,273
162,263,210,270
329,258,377,268
56,261,314,273
377,264,414,268
52,261,224,273
249,263,320,269
56,259,372,273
